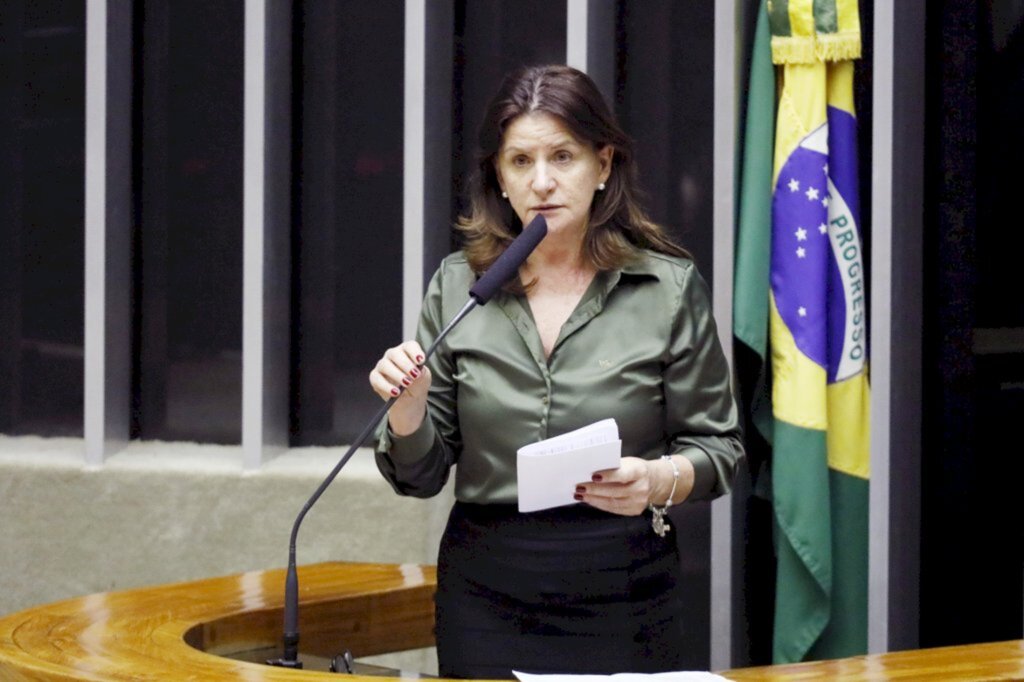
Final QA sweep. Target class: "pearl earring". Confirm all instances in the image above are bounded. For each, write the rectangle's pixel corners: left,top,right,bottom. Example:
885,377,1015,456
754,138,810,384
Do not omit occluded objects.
501,190,508,199
597,182,606,191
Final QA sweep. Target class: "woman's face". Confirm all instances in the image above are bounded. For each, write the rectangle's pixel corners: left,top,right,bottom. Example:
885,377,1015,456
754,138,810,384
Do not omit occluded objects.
495,112,612,243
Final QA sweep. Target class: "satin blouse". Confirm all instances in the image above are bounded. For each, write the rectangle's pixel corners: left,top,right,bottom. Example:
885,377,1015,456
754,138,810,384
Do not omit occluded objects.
375,249,744,505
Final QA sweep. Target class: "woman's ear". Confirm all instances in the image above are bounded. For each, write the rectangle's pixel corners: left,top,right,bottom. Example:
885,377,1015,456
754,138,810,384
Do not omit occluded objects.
493,160,506,196
597,145,614,184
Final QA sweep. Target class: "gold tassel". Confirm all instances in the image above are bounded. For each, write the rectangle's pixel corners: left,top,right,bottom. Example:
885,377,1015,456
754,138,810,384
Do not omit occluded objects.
815,32,862,62
770,35,818,65
771,33,862,65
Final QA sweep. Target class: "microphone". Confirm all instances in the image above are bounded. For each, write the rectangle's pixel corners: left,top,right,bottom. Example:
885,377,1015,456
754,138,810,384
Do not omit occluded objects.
469,213,549,303
267,214,546,670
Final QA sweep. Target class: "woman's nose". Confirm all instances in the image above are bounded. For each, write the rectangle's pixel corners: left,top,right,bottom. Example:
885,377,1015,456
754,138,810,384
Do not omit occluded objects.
531,163,555,194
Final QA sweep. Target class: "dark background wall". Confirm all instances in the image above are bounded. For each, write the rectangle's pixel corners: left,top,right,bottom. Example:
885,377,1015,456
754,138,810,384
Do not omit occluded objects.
921,0,1024,648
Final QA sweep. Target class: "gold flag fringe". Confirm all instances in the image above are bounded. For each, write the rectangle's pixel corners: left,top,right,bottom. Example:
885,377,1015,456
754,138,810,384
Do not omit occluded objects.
771,32,862,65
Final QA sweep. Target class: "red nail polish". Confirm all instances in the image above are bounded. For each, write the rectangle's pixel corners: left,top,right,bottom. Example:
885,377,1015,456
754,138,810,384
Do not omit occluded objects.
416,355,425,363
410,368,419,378
592,474,603,482
575,486,586,493
390,387,400,397
573,494,583,501
401,377,411,386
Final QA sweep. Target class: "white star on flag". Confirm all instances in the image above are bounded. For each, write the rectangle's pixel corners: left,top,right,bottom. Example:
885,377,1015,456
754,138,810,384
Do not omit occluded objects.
822,196,830,208
788,178,800,192
823,163,829,173
795,227,808,241
796,247,806,258
819,223,828,235
798,306,807,317
805,187,820,201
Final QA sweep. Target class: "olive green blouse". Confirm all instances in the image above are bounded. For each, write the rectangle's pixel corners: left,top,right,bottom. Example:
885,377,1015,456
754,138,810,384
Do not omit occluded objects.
375,250,744,505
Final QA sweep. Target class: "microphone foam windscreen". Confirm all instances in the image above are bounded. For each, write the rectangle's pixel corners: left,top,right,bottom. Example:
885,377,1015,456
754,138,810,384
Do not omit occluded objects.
469,214,548,304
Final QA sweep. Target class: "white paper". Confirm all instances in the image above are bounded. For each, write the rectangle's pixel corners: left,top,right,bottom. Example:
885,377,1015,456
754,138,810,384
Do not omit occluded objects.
516,419,622,513
514,671,733,682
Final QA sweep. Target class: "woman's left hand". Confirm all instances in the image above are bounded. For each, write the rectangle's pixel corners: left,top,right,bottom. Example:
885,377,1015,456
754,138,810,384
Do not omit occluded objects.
576,455,694,516
574,457,657,516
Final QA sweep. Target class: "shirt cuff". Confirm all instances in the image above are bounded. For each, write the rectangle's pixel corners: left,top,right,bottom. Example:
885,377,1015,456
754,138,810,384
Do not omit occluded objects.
679,448,716,501
380,415,438,464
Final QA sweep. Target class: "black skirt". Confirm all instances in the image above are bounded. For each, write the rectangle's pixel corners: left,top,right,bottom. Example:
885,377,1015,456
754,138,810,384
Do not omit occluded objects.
435,502,686,679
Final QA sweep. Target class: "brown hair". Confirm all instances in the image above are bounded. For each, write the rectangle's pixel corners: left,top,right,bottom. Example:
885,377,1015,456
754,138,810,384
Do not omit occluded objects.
457,64,689,286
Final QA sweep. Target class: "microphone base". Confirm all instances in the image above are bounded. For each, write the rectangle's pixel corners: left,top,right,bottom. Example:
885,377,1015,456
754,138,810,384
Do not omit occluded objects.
266,657,304,669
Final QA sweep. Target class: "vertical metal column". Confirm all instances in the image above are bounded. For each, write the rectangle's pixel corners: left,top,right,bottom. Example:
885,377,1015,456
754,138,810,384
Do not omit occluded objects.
711,0,739,669
565,0,615,102
405,0,455,334
404,0,427,337
869,0,925,654
85,0,133,465
242,0,291,469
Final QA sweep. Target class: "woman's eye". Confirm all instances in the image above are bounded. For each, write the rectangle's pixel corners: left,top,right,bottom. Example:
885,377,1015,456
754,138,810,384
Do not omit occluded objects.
554,151,573,163
513,156,530,167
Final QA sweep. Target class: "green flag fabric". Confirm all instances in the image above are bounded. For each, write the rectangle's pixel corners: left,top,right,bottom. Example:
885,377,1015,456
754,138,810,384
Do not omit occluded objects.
734,1,777,446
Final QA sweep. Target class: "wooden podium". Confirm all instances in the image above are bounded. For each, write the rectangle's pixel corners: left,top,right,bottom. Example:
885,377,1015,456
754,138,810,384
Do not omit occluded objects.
2,561,1023,680
0,562,437,680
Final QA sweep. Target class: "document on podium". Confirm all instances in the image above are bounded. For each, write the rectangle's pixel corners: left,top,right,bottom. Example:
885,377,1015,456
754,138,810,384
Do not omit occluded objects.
516,418,622,513
514,671,733,682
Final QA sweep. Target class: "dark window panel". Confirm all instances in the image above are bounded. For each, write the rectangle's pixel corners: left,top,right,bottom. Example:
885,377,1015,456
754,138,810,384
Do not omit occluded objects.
615,1,715,275
133,1,244,444
291,0,405,445
921,0,1024,648
0,1,86,437
977,1,1024,327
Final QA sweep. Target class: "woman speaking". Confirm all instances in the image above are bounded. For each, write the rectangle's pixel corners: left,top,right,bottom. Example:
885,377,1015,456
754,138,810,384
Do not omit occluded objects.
369,64,743,679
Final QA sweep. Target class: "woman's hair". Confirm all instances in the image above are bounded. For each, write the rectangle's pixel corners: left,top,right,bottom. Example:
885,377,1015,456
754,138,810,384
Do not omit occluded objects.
458,64,689,284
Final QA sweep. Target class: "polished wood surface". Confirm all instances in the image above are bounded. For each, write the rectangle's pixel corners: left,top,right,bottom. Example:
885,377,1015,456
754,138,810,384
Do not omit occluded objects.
723,640,1024,681
2,562,1022,681
0,562,436,681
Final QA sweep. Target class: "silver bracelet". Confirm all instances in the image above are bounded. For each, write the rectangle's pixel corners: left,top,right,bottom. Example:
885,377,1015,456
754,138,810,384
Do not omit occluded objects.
649,455,679,537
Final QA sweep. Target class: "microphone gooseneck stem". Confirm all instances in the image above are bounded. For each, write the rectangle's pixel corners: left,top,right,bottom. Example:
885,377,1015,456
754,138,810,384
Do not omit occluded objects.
270,297,478,668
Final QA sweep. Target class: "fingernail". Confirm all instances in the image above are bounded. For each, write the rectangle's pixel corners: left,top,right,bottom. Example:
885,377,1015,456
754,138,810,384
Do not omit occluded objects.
410,368,420,378
390,388,400,397
592,474,603,482
575,486,586,493
573,494,583,501
401,377,411,386
416,355,425,363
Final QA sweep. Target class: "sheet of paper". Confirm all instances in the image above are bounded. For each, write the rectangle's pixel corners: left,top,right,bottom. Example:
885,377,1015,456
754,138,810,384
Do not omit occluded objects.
514,671,733,682
516,419,622,513
518,418,619,456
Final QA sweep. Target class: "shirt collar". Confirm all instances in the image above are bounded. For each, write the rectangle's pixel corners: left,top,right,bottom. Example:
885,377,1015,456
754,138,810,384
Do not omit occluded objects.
618,253,662,280
598,251,662,294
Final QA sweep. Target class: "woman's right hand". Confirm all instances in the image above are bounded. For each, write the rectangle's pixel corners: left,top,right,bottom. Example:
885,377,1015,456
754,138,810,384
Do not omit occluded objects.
369,341,432,436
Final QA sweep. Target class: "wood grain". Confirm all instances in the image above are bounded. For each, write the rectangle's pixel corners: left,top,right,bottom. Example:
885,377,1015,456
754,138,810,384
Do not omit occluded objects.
0,562,436,681
722,639,1024,681
2,562,1022,680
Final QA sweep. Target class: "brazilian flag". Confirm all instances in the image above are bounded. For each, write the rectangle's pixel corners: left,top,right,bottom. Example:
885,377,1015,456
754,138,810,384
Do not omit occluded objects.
735,0,870,664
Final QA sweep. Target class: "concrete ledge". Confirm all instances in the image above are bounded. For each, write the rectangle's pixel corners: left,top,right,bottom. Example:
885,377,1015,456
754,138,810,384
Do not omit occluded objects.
0,435,451,672
0,436,451,615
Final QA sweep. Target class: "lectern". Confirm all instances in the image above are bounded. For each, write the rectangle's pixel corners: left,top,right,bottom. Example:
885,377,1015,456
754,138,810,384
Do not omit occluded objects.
0,562,437,680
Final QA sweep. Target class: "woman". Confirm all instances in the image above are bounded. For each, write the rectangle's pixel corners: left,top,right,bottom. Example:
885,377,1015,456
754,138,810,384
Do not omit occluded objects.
370,65,742,678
